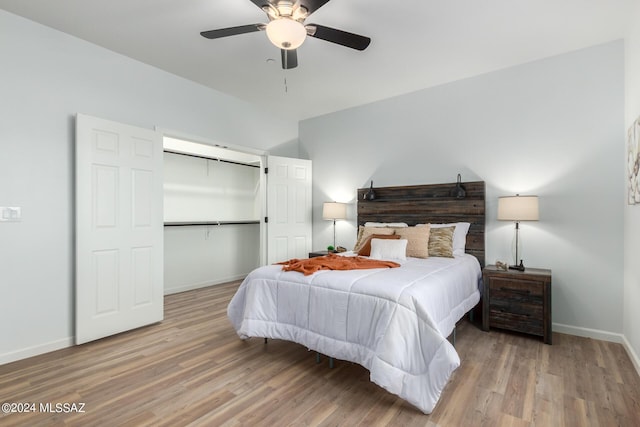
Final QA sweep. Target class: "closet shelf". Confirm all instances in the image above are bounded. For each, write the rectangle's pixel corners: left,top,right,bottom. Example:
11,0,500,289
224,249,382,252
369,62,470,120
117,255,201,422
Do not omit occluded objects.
164,220,260,227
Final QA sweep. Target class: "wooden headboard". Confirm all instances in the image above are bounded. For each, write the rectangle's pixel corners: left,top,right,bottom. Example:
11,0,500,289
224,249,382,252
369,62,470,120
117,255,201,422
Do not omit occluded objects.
357,181,486,267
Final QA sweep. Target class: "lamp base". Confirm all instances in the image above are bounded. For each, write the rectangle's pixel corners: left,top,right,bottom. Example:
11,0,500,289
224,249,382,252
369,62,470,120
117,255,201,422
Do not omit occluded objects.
508,260,526,271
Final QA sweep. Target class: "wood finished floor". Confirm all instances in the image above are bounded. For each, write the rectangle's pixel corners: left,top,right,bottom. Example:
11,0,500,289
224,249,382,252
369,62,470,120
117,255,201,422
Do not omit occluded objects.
1,281,639,426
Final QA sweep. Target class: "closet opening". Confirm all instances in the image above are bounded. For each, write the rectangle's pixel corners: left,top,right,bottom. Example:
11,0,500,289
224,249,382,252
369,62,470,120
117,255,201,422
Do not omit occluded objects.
162,136,265,295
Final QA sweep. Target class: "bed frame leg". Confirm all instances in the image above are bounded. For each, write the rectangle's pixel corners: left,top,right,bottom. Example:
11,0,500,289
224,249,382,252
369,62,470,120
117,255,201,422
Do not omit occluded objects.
313,352,335,368
447,327,457,347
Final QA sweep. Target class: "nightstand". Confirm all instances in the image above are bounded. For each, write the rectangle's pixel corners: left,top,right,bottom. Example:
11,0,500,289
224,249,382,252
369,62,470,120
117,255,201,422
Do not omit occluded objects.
308,250,333,258
482,265,552,344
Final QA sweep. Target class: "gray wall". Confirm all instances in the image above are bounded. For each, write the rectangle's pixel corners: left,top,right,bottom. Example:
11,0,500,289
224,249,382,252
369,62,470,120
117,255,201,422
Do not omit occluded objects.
300,41,625,338
624,3,640,370
0,10,297,363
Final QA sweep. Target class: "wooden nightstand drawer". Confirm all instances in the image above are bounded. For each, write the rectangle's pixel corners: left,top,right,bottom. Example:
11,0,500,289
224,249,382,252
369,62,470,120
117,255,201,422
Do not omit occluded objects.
488,311,544,336
488,277,544,297
489,298,543,317
489,295,543,313
482,265,552,344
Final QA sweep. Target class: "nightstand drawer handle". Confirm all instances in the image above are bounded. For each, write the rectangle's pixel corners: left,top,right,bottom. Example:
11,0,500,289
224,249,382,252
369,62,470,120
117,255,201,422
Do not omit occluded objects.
499,287,531,295
497,309,530,317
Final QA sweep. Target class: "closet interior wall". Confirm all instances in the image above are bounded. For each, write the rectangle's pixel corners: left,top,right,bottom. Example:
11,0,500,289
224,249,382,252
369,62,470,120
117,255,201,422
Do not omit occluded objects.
163,150,261,294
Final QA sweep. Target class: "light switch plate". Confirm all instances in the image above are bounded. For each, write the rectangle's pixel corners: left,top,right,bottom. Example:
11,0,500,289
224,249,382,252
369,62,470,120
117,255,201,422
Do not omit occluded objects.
0,207,21,222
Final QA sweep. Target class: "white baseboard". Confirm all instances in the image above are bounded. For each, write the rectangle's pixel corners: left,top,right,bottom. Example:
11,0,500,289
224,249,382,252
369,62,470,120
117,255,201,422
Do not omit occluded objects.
164,275,246,295
0,337,74,366
552,322,624,343
622,335,640,377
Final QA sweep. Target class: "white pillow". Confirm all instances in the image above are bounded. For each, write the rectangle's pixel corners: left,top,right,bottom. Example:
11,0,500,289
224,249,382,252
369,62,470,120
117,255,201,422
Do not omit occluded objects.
364,222,409,228
418,222,470,255
369,238,407,261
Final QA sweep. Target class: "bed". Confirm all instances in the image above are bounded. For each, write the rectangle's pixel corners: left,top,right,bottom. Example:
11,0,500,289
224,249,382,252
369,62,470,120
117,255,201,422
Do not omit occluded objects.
227,181,485,414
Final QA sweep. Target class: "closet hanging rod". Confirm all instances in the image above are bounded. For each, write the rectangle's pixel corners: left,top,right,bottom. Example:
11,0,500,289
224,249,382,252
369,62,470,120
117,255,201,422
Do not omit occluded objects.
164,149,260,169
164,220,260,227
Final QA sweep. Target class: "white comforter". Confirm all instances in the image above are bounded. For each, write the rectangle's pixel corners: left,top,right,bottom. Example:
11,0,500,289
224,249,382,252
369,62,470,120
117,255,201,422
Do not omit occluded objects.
227,253,481,414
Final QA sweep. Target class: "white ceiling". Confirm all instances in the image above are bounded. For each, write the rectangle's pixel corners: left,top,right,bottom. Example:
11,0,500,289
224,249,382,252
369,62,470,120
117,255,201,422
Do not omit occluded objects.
0,0,630,120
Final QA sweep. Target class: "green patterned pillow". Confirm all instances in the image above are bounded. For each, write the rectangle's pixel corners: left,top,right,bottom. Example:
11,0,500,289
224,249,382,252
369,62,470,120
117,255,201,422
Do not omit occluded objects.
428,226,455,258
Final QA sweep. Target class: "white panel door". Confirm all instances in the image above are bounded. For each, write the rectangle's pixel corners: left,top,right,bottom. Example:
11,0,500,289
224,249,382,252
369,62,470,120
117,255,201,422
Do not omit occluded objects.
267,156,312,264
76,114,163,344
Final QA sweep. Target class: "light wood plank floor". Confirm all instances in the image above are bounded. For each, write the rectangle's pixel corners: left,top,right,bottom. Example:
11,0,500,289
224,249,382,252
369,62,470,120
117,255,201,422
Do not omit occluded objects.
1,281,639,426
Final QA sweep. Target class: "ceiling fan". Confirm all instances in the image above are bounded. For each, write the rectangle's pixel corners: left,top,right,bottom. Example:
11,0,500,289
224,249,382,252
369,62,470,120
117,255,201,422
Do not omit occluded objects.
200,0,371,69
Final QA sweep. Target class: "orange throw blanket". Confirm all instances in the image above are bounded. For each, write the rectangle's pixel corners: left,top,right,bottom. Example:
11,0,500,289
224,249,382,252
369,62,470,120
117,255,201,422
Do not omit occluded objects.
277,253,400,276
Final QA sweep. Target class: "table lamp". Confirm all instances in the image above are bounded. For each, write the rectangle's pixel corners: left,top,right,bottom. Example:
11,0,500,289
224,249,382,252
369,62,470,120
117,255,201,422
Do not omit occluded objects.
322,202,347,250
497,194,539,271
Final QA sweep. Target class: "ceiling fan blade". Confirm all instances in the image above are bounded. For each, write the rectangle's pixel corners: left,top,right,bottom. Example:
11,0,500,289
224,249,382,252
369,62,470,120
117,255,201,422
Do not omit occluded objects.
307,24,371,50
248,0,272,10
281,49,298,69
200,24,263,39
300,0,332,16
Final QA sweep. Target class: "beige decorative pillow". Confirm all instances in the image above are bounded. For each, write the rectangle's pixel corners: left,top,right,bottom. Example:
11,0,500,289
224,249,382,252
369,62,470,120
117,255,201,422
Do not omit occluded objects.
353,226,396,252
394,225,430,258
428,226,455,258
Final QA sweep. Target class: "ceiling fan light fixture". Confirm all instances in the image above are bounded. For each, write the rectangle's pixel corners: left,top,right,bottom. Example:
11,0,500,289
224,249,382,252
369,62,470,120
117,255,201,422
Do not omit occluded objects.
266,18,307,50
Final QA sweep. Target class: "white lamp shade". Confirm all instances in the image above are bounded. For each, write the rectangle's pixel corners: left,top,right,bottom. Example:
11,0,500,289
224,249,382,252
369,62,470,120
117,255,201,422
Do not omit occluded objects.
497,195,539,221
322,202,347,220
266,18,307,50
